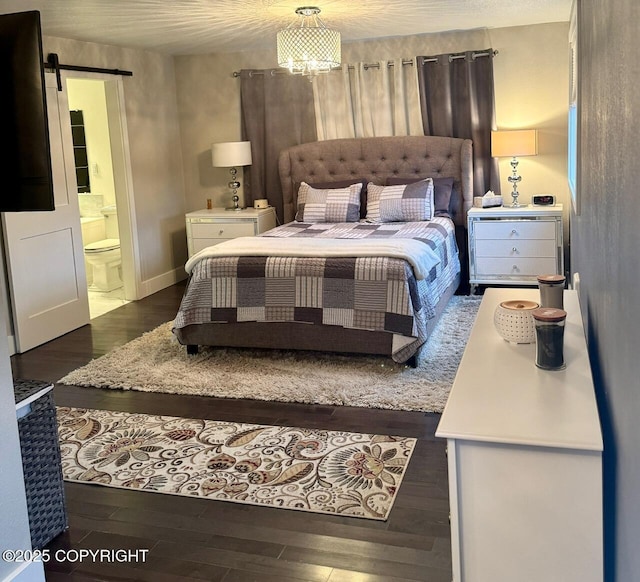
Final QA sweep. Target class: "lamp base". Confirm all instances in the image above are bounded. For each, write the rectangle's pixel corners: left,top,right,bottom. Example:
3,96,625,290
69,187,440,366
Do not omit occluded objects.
225,193,243,211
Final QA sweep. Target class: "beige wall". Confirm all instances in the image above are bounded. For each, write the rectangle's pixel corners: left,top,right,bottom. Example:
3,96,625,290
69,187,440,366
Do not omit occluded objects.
67,78,117,207
44,36,188,288
174,51,275,212
490,23,570,245
175,23,570,229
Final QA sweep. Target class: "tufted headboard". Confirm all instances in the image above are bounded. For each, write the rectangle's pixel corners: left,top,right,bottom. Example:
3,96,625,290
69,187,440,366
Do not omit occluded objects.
278,135,473,226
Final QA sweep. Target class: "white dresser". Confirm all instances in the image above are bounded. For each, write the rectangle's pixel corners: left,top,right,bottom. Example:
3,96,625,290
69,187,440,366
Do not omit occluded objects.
185,207,277,258
436,288,603,582
468,204,563,291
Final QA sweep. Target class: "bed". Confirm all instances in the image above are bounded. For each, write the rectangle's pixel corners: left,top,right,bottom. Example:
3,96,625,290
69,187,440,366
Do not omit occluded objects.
173,135,473,365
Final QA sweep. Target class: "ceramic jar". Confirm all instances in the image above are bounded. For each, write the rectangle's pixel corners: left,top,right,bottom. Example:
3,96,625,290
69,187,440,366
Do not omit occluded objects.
494,299,540,344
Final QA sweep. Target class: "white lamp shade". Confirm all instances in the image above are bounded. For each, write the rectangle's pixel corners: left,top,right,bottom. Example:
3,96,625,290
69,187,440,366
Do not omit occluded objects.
491,130,538,157
211,141,252,167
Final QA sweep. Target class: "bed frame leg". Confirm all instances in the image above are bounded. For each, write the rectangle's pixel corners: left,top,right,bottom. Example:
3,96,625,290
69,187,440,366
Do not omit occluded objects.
405,355,418,368
186,344,198,355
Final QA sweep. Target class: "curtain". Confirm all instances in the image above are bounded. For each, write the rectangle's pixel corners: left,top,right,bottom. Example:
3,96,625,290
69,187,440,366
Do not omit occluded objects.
313,58,424,140
416,50,500,197
240,70,317,223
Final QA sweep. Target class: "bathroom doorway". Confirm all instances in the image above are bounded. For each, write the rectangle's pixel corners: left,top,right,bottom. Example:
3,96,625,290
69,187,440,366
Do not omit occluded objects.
64,74,139,318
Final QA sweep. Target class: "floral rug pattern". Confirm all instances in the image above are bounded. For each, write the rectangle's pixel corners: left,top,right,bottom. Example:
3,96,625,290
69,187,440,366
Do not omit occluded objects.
57,407,416,520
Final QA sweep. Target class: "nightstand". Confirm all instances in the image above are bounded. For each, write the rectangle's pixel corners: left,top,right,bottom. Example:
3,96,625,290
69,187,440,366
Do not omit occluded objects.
468,204,563,292
185,207,277,258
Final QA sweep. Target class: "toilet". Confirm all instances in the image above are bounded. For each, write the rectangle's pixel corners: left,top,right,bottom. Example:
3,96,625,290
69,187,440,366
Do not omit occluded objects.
83,205,122,292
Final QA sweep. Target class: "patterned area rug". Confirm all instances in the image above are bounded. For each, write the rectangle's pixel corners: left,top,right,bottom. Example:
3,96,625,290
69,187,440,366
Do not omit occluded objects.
59,296,481,413
57,407,416,520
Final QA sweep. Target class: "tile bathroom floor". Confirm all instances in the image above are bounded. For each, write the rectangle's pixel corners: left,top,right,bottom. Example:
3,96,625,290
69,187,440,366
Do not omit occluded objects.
88,287,130,319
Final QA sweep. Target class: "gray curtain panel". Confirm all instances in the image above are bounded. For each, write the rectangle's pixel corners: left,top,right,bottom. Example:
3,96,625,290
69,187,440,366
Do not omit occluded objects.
240,70,317,223
417,50,500,197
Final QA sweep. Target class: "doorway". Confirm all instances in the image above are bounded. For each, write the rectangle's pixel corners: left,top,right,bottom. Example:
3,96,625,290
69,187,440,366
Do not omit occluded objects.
1,71,141,354
63,73,140,317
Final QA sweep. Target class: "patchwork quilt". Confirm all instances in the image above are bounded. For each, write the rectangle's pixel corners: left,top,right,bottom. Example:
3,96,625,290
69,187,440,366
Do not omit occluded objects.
173,218,460,362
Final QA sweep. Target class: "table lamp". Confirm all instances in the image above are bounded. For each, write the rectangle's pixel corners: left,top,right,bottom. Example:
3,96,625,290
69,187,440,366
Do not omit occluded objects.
491,130,538,207
211,141,252,211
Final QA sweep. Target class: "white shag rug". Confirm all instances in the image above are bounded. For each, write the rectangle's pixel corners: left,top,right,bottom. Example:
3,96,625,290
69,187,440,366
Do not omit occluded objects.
59,296,481,413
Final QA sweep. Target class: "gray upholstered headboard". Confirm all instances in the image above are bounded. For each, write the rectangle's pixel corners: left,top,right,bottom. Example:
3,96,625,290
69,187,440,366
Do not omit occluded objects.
278,135,473,226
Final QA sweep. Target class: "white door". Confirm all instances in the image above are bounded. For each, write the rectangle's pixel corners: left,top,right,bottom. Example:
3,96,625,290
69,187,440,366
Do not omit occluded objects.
2,73,90,352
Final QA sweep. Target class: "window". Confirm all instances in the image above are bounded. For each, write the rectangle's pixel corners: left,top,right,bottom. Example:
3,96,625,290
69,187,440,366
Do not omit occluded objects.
568,0,579,214
70,110,91,193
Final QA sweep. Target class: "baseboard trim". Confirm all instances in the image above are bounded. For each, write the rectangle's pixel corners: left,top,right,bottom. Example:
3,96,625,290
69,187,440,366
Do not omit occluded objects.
139,267,187,299
7,334,16,357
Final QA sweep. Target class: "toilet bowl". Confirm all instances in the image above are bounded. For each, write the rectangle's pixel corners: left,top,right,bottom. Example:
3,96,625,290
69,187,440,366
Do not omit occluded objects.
84,238,122,292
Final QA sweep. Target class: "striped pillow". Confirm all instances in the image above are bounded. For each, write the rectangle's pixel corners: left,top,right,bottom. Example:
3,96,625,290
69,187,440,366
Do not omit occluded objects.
366,178,434,223
295,182,362,223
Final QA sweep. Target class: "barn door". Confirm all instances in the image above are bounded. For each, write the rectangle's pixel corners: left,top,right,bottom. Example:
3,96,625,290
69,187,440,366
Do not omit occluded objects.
2,72,89,352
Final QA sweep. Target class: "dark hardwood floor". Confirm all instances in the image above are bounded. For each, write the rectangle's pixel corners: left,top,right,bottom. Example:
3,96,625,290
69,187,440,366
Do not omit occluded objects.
11,282,452,582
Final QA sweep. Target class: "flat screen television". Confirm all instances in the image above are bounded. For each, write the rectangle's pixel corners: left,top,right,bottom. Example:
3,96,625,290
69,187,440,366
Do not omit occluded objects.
0,10,54,212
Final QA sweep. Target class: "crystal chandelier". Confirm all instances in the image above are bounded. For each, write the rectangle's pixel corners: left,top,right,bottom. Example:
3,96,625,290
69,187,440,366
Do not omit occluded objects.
277,7,341,76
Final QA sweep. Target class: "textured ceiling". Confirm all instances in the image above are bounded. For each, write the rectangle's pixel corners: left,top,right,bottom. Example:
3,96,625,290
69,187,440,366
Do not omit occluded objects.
0,0,571,55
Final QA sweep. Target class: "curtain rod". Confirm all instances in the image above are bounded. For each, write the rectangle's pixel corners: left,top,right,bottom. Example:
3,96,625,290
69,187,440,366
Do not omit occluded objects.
45,53,133,91
232,50,497,77
420,49,497,64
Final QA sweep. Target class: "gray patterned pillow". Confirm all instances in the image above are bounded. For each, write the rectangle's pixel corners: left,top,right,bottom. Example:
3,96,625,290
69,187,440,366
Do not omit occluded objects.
295,182,362,223
366,178,434,222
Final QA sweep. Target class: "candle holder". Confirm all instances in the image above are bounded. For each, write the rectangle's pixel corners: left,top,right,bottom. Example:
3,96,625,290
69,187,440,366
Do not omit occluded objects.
532,308,567,370
494,299,540,344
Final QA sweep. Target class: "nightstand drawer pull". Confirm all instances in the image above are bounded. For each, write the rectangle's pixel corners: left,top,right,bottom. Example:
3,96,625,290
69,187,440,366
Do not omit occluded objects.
511,229,518,235
512,247,518,253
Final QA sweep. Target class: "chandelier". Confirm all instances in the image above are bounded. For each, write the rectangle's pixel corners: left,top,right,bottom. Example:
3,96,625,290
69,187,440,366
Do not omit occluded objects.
277,7,341,76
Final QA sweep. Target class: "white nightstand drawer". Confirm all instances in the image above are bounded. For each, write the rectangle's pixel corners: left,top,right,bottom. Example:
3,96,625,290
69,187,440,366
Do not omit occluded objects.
186,208,277,259
190,221,255,239
475,238,557,258
475,257,557,277
475,220,556,240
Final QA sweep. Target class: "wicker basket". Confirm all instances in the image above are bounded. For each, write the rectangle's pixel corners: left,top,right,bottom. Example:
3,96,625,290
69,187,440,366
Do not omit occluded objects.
14,379,68,549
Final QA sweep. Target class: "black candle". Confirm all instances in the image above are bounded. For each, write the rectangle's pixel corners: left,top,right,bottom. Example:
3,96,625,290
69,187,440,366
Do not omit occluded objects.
532,308,567,371
535,325,565,369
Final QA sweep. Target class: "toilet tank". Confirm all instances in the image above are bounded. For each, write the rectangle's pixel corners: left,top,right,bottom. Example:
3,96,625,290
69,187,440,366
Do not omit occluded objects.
80,216,106,244
101,205,120,239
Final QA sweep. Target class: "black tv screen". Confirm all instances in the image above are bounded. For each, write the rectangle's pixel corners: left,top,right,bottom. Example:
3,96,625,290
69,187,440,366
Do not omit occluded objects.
0,10,54,212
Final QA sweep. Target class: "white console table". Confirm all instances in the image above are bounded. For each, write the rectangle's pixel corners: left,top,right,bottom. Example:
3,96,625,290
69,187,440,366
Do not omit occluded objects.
436,288,603,582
